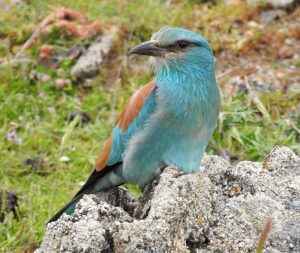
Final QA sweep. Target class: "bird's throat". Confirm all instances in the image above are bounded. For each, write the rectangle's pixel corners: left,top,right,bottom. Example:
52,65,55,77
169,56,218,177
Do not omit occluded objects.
155,67,219,120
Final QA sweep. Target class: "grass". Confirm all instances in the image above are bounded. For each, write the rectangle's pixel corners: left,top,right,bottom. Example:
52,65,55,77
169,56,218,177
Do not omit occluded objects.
0,0,299,252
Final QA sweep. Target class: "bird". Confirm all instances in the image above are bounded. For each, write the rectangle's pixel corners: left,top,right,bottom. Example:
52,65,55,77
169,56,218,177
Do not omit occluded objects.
49,27,220,223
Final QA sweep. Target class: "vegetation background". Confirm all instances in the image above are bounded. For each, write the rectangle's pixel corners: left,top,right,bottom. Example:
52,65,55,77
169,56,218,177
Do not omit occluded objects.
0,0,299,252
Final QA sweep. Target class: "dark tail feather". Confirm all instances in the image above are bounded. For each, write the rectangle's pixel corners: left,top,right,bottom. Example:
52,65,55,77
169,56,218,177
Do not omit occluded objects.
48,162,122,224
48,194,82,223
73,162,122,198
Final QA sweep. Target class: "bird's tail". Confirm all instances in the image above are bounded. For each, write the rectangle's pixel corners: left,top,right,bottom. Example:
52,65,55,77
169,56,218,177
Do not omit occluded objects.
48,162,123,224
48,194,82,223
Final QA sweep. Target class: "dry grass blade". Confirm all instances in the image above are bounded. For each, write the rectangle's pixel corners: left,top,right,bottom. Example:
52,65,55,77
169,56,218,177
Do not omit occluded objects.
256,217,273,253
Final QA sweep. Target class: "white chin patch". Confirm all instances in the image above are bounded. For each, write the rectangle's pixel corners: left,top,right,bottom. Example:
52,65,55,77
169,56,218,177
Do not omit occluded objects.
149,56,167,68
150,52,184,71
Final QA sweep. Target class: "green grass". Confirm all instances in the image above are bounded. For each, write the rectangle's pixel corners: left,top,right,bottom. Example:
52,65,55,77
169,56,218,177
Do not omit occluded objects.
0,1,299,252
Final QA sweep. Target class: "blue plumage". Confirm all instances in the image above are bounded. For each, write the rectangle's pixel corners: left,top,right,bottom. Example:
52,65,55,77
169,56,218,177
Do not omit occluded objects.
121,28,220,183
49,27,220,223
109,88,157,166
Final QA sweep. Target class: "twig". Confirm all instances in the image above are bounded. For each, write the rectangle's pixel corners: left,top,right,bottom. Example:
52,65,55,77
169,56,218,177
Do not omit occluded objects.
0,57,34,68
14,14,55,59
14,8,89,59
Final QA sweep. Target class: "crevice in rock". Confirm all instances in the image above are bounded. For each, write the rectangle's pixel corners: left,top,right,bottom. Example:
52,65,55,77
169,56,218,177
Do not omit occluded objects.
103,230,114,253
186,233,211,252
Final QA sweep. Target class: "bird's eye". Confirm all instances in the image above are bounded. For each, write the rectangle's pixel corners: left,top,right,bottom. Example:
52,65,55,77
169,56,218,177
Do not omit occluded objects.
178,40,190,48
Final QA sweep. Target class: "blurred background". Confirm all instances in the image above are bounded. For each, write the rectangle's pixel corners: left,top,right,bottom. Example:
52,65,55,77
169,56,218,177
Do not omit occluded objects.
0,0,299,251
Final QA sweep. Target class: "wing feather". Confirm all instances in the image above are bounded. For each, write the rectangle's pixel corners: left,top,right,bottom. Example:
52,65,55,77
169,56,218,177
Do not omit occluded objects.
94,137,113,172
95,81,156,172
117,81,155,131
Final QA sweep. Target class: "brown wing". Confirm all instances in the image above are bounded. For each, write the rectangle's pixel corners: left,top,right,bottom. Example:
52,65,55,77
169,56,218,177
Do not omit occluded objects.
94,81,155,172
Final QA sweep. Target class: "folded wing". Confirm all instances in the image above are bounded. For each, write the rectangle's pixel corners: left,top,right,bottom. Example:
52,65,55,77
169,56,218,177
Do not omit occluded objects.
48,81,157,223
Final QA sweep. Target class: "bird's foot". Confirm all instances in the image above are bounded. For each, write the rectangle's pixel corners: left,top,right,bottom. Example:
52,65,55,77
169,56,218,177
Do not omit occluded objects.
132,165,168,219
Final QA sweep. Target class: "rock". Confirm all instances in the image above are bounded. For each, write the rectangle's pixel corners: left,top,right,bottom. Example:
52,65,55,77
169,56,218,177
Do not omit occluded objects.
38,45,84,69
68,111,91,124
246,0,298,9
114,169,213,253
0,0,23,11
259,9,284,24
0,190,19,222
202,146,300,253
71,34,112,79
22,157,48,176
36,146,300,252
55,78,71,89
38,45,60,69
222,67,282,95
36,188,135,253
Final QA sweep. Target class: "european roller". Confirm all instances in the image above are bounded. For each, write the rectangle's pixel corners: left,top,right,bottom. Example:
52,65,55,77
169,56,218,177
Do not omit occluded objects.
49,27,220,223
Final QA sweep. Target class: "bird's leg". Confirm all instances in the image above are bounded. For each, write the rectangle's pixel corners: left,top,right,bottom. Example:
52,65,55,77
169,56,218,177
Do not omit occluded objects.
140,162,168,200
114,187,138,217
133,163,168,219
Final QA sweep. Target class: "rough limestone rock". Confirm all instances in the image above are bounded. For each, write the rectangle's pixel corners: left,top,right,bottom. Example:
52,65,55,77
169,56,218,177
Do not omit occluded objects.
36,146,300,253
71,34,112,79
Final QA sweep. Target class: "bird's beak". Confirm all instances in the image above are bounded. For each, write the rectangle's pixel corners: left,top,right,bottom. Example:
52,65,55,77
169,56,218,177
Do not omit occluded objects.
128,41,166,57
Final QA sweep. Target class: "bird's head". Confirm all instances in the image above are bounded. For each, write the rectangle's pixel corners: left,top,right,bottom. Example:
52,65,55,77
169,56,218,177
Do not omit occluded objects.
128,27,215,76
